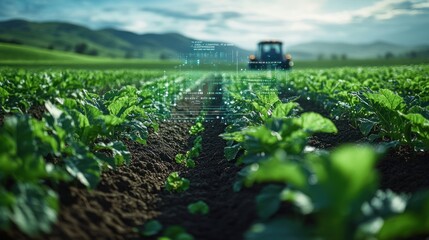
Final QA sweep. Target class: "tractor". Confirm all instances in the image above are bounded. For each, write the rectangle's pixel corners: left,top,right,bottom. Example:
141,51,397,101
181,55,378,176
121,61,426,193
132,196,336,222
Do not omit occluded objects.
248,41,293,70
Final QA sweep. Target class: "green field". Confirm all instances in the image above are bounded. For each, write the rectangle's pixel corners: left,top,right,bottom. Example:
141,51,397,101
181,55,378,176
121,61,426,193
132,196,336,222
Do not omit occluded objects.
2,43,429,70
1,65,429,239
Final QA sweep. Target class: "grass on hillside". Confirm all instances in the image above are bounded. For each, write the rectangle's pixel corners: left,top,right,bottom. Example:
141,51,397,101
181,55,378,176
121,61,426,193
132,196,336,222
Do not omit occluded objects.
1,43,429,70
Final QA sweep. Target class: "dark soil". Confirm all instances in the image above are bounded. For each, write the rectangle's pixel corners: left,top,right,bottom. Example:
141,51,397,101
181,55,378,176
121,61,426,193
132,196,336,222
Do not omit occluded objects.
48,123,192,240
378,147,429,194
153,121,257,240
28,104,46,120
0,104,45,126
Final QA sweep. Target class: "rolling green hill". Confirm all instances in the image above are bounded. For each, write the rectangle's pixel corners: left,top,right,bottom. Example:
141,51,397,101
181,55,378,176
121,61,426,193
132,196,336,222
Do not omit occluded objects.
0,20,130,58
0,43,99,61
1,19,427,62
2,42,428,70
0,42,185,70
0,19,250,60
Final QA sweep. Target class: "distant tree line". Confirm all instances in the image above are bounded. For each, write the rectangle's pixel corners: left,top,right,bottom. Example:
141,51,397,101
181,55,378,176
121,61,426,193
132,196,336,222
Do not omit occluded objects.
0,38,22,45
44,42,99,56
315,51,429,60
317,53,348,60
73,43,98,56
379,50,429,59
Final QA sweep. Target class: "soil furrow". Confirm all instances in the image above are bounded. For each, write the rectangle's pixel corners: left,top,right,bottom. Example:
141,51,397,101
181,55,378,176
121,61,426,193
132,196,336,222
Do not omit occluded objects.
153,120,258,240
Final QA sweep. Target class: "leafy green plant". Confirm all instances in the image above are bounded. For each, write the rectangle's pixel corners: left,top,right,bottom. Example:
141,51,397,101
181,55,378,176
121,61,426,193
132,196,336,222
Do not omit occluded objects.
189,122,204,135
187,136,203,159
159,225,194,240
244,145,429,240
136,220,163,237
175,133,203,168
135,221,194,240
44,101,131,188
165,172,190,193
0,115,69,235
221,71,429,240
175,153,195,168
359,89,409,141
356,89,429,149
403,113,429,148
221,112,337,164
0,68,205,236
187,200,209,215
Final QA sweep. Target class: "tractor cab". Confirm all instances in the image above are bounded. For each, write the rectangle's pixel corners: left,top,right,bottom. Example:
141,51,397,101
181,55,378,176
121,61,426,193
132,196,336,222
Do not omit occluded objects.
249,41,293,70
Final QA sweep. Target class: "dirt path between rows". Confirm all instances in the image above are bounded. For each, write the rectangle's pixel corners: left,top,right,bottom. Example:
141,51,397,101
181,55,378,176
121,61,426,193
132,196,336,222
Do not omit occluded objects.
152,120,257,240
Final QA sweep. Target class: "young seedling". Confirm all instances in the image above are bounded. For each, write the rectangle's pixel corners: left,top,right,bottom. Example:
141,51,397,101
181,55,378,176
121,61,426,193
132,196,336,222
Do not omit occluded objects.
187,200,210,215
189,122,205,135
134,220,162,237
175,153,196,168
165,172,190,193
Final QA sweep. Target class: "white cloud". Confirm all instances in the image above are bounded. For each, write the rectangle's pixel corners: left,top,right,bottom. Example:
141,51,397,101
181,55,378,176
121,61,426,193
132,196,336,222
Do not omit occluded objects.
1,0,428,48
414,1,429,8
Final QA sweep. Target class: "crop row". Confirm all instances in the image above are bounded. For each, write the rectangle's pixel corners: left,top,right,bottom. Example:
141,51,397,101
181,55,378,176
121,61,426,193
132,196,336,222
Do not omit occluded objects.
236,66,429,150
0,69,205,236
220,71,429,240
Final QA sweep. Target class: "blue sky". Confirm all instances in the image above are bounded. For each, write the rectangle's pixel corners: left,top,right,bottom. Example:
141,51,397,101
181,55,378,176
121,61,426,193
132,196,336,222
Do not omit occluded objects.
0,0,428,49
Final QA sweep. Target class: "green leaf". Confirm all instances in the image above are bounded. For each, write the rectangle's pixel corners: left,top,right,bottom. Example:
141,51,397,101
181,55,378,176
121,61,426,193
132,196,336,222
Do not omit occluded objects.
359,119,376,136
189,122,204,135
0,86,9,104
329,145,378,203
245,218,310,240
243,126,281,154
378,190,429,239
10,183,58,236
3,115,38,159
185,159,196,168
378,213,422,240
108,96,132,117
83,102,104,124
187,145,201,159
224,144,241,161
245,151,306,188
0,116,54,182
165,172,190,193
256,185,283,219
257,92,280,108
44,101,63,120
142,220,163,236
309,145,378,215
404,113,429,146
163,225,194,240
98,115,124,127
175,154,186,164
122,120,148,144
365,89,406,112
187,200,210,215
356,190,408,239
94,141,131,168
175,154,195,168
65,152,101,188
272,102,298,118
297,112,338,134
280,188,313,214
220,131,246,142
